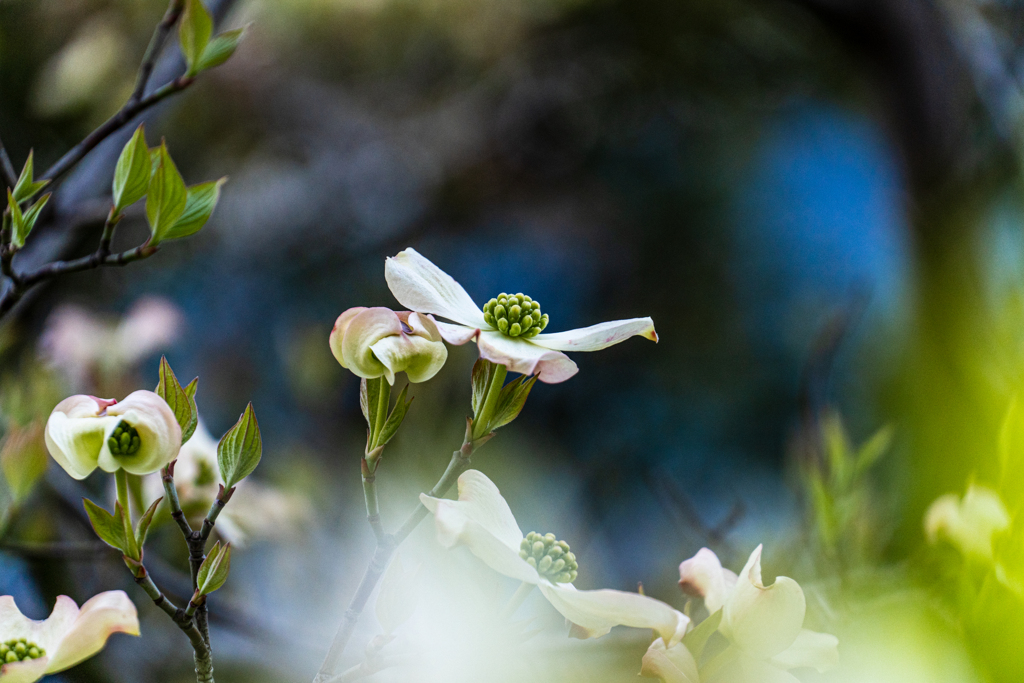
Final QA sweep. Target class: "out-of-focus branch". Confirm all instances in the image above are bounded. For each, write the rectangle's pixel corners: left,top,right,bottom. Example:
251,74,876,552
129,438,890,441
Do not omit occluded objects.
131,0,187,104
0,134,17,189
40,76,194,186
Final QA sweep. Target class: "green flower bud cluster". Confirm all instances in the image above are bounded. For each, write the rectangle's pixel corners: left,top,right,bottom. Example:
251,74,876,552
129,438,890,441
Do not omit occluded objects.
107,420,142,456
519,531,578,583
1,638,45,663
484,293,549,338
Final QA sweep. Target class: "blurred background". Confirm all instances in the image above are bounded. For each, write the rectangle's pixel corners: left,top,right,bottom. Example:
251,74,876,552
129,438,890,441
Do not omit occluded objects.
3,0,1024,680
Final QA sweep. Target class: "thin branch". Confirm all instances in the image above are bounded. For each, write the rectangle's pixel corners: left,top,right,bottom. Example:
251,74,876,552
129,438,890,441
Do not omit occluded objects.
163,462,194,537
314,435,482,683
0,134,17,189
199,485,235,542
131,0,187,104
41,76,194,185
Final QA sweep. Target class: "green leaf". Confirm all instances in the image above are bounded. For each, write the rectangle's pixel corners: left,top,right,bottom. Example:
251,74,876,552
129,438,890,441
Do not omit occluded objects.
359,378,374,427
180,0,213,77
135,496,163,548
113,125,151,212
488,375,537,430
155,356,198,444
84,499,127,552
217,403,262,488
0,422,48,504
377,384,413,448
162,178,225,241
854,424,893,476
470,359,497,417
145,142,188,245
683,608,722,660
184,377,199,401
197,27,245,72
197,541,231,595
12,151,49,203
7,189,51,250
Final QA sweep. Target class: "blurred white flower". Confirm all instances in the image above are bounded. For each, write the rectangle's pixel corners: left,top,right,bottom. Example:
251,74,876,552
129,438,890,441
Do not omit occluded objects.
385,248,658,383
40,298,183,390
641,635,700,683
422,469,689,643
44,391,181,479
143,420,311,546
675,546,838,683
924,484,1010,561
0,591,138,683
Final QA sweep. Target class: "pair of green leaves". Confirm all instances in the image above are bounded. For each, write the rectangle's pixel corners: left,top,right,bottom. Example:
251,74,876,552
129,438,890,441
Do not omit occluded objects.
5,152,51,250
360,377,413,469
113,125,226,245
180,0,246,78
156,356,261,489
84,497,162,563
470,359,538,435
197,540,231,596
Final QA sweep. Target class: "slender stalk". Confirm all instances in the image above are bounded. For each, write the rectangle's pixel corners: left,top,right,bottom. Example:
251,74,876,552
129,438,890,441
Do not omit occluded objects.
132,563,213,681
131,0,186,104
362,460,385,542
472,364,507,440
41,76,194,185
0,135,16,189
314,432,485,683
115,468,140,559
498,582,535,621
162,463,193,537
199,485,235,542
372,379,390,447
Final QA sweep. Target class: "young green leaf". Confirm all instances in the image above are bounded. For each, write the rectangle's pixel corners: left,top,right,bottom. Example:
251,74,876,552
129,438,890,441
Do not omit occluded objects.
146,143,188,245
184,377,199,401
0,422,48,504
162,178,226,241
155,356,198,444
376,384,412,448
7,189,50,250
113,125,151,212
180,0,214,77
83,499,127,552
682,608,723,660
197,27,245,72
470,359,497,417
197,541,231,595
12,151,49,203
488,375,537,431
135,496,163,548
217,403,262,488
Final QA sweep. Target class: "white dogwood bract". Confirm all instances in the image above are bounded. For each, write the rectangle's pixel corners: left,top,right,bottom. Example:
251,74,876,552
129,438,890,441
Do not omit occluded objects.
384,248,658,383
924,484,1010,561
330,306,448,384
44,391,181,479
0,591,139,683
421,469,689,643
674,545,838,683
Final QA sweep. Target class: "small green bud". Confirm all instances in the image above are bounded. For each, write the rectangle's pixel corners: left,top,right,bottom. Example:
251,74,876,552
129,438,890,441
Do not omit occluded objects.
107,420,142,456
486,292,548,338
519,531,579,583
5,651,16,663
14,643,26,656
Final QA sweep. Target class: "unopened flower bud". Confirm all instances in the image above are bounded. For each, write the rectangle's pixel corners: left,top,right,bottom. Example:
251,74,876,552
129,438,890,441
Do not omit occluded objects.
329,307,448,384
45,391,181,479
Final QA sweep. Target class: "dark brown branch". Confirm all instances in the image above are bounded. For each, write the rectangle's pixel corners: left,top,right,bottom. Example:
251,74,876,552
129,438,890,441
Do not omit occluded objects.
41,76,194,186
0,134,17,189
131,0,187,104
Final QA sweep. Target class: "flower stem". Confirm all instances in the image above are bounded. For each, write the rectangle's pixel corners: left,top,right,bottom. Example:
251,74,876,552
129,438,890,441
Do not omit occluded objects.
498,582,535,621
115,468,139,559
472,363,507,440
314,431,485,682
372,379,390,448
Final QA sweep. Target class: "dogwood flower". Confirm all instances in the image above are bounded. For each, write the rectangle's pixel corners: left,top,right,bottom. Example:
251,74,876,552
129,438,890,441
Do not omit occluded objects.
0,590,139,683
330,306,448,384
421,470,689,643
674,546,838,683
384,248,658,383
924,484,1010,561
44,391,181,479
141,420,311,546
40,297,182,390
